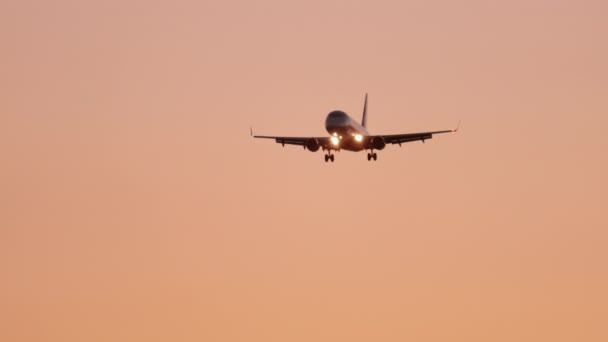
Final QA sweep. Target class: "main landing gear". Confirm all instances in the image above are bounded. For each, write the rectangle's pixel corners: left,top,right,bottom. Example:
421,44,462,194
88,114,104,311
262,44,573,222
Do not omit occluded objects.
324,153,335,163
367,152,378,161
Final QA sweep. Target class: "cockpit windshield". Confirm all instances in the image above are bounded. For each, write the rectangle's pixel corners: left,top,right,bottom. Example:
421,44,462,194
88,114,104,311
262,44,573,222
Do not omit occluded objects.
328,110,347,118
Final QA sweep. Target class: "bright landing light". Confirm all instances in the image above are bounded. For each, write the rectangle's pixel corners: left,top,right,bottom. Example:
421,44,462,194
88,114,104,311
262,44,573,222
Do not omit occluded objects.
330,136,340,146
354,134,363,142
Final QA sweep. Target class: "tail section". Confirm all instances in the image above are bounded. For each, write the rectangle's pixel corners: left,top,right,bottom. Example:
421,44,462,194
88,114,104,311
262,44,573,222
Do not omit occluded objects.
361,93,368,128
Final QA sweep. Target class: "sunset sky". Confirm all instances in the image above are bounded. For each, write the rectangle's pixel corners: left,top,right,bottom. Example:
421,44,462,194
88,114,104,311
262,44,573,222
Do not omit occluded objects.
1,0,607,341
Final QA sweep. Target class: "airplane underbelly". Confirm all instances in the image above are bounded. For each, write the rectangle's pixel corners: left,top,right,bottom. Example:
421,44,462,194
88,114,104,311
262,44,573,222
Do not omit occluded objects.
341,144,365,152
337,138,366,152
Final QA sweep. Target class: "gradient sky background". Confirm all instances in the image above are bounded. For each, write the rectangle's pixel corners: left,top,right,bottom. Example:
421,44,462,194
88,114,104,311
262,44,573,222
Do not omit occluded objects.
1,0,607,341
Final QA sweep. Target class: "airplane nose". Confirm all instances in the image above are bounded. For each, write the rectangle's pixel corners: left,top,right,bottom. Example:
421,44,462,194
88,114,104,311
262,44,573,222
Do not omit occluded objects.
326,111,347,124
325,115,342,127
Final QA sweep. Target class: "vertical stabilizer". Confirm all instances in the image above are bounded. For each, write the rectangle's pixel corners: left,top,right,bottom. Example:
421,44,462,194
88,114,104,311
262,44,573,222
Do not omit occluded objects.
361,93,368,128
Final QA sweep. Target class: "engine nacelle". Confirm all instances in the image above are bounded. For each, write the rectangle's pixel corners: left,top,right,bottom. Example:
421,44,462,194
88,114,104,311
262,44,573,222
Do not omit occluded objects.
305,138,320,152
371,136,386,150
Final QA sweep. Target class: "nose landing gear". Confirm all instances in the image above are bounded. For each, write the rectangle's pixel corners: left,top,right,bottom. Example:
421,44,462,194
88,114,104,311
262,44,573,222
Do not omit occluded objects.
367,152,378,161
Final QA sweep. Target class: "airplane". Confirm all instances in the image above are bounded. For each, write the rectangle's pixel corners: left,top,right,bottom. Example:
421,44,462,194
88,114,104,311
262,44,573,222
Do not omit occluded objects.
253,94,459,162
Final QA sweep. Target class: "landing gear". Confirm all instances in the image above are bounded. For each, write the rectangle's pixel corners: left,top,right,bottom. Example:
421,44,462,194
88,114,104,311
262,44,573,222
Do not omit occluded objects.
367,152,378,161
324,153,335,163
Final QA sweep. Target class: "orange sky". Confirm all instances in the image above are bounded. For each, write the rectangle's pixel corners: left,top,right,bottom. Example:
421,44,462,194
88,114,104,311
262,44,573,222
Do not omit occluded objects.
1,1,607,341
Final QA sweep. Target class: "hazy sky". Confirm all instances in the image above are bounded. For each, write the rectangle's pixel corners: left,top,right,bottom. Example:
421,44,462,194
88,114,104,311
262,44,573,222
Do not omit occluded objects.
1,1,607,341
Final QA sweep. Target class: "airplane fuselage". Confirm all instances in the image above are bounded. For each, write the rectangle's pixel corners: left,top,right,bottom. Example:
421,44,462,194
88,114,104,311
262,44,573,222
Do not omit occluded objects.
325,111,369,152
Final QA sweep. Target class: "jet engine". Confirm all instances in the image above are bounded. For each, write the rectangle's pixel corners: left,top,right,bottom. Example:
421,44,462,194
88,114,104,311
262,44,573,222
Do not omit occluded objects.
305,138,320,152
371,136,386,150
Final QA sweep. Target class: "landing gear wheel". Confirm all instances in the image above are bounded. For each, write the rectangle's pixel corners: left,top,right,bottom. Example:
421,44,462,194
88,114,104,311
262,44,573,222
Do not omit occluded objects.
367,153,372,161
324,155,329,162
373,153,377,161
330,155,335,162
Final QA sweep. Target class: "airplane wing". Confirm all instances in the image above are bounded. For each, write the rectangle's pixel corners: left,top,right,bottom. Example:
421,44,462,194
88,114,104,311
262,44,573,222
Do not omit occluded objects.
253,135,332,149
374,122,460,146
379,129,453,145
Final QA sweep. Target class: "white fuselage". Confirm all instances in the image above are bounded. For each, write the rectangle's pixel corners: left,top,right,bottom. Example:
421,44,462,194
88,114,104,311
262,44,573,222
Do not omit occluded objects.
324,111,369,151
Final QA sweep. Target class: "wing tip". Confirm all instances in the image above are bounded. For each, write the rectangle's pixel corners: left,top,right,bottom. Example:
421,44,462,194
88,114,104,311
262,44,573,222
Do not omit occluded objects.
452,120,461,132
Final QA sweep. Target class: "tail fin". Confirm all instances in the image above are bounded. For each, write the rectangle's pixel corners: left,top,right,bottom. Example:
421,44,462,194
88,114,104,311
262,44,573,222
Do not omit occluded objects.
361,93,368,128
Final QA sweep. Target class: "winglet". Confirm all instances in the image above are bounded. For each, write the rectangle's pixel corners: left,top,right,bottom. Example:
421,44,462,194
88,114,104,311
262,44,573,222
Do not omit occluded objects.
453,120,461,132
361,93,368,128
250,125,253,137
